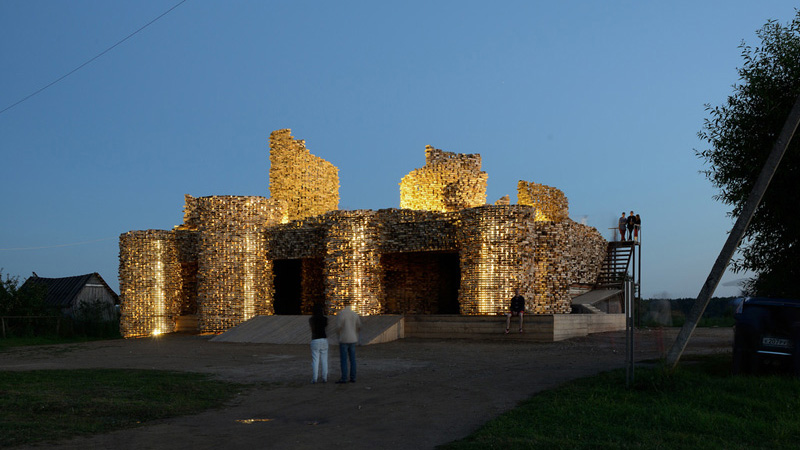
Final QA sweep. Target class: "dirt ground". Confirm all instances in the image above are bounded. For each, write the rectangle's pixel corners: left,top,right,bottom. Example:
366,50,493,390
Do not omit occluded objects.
2,327,733,450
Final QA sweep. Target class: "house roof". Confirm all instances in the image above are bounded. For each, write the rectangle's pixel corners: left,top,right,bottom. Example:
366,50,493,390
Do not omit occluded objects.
21,273,119,307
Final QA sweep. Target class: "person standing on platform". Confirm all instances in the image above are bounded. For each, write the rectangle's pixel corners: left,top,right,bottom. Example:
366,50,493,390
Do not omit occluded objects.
505,289,525,334
335,302,361,384
634,214,641,242
309,304,329,384
618,212,627,241
626,211,636,242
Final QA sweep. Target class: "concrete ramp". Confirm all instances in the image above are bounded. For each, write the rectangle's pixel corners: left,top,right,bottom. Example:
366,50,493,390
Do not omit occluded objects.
210,315,404,345
571,289,623,313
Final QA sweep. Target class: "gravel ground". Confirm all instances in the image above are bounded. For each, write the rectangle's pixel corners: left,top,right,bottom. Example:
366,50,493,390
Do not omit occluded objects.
2,327,733,450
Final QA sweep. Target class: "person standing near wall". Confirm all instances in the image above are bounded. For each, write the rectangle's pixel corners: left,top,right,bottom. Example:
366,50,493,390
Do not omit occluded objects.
618,212,627,241
505,289,525,334
335,302,361,384
309,304,329,384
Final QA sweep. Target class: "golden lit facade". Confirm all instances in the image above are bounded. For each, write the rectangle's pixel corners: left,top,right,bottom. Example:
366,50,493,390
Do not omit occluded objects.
517,180,569,222
324,211,383,316
269,129,339,221
458,206,537,314
191,196,283,333
119,230,182,337
118,129,608,337
399,146,487,212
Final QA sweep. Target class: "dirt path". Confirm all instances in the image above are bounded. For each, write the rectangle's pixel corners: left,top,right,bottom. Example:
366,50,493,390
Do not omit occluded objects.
2,328,732,450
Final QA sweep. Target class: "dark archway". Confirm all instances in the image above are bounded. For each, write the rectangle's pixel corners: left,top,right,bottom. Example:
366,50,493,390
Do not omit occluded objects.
273,259,302,315
381,251,460,314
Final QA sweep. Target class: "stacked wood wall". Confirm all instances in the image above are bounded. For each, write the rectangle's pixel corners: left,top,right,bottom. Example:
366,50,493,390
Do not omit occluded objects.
269,129,339,221
323,210,383,316
517,180,569,222
381,251,460,314
118,230,182,337
194,196,284,333
530,219,606,313
457,206,537,315
376,208,458,253
301,257,326,314
399,146,487,212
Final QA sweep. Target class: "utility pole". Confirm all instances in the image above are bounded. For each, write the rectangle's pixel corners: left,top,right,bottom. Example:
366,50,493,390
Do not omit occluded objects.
666,93,800,368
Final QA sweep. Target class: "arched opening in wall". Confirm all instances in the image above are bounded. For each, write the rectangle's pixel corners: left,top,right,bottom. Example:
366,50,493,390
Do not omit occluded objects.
273,259,302,315
179,261,198,315
175,261,199,333
381,251,460,314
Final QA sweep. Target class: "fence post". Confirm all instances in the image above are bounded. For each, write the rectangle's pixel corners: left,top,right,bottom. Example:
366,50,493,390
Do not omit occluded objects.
626,280,635,387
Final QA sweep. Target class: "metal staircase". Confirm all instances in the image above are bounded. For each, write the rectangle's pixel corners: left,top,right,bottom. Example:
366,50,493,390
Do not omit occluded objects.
596,241,636,289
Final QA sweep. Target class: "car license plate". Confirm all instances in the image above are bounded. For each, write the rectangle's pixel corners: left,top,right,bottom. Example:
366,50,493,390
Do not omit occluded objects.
762,337,793,348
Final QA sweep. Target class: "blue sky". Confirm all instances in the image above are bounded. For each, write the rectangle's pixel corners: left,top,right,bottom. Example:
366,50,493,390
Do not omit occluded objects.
1,0,797,298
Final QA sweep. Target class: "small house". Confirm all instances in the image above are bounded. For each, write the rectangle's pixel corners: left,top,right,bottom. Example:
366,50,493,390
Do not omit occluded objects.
22,273,119,321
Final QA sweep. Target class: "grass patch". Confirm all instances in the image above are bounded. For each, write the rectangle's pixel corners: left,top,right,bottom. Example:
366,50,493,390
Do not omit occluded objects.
441,354,800,450
0,369,244,447
0,335,120,351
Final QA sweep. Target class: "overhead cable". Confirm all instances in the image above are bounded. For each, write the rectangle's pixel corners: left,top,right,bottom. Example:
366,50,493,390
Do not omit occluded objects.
0,0,188,116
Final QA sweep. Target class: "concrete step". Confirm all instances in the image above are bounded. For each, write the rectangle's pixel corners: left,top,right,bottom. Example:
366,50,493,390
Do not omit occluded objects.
207,313,626,344
404,314,625,342
210,315,404,345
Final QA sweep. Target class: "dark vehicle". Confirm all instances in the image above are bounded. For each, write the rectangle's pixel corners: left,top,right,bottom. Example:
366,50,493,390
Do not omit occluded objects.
732,297,800,375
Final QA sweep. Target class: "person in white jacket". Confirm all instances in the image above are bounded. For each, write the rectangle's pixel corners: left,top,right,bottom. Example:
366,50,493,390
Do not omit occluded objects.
335,303,362,383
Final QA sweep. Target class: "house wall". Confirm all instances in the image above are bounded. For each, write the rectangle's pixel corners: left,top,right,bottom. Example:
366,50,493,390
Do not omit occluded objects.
71,274,117,321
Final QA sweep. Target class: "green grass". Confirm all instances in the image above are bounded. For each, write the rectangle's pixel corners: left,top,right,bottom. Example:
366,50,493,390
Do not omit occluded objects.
0,335,120,351
441,355,800,450
0,369,244,447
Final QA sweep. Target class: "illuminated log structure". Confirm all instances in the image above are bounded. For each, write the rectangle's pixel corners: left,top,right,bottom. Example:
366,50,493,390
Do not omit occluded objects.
399,146,487,212
119,230,182,337
193,195,284,333
517,180,569,222
324,210,383,316
494,195,510,205
456,206,537,315
269,129,339,221
531,219,607,313
119,129,608,337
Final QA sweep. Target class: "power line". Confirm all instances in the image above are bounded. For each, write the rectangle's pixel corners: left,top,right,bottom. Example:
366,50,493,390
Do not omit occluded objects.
0,0,188,116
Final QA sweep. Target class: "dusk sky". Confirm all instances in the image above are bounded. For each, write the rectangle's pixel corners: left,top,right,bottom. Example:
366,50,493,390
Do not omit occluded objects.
2,1,797,299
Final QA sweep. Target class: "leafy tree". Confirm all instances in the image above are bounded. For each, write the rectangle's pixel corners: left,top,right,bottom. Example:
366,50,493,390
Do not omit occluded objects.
697,11,800,298
0,270,49,316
